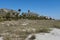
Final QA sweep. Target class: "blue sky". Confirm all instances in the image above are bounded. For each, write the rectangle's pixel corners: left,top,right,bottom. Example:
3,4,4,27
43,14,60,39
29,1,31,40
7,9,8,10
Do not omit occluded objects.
0,0,60,19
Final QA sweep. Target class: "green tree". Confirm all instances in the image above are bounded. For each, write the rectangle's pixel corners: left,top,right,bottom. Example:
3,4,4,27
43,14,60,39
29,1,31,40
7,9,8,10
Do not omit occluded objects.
15,13,19,20
6,13,11,20
21,12,27,19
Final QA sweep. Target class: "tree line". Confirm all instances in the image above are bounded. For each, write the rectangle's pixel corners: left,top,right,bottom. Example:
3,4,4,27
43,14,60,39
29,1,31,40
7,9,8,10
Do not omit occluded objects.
0,9,54,21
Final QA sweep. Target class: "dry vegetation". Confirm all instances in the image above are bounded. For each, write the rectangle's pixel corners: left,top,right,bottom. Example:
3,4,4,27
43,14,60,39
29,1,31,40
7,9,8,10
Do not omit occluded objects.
53,20,60,28
0,19,59,40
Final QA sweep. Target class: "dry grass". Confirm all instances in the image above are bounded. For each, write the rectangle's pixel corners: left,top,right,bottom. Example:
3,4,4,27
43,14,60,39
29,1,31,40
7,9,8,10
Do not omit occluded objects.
0,19,59,40
53,20,60,28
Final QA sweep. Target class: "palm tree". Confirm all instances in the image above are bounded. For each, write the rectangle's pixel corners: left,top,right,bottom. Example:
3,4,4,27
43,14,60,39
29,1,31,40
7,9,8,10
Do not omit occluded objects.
28,10,30,14
18,9,21,14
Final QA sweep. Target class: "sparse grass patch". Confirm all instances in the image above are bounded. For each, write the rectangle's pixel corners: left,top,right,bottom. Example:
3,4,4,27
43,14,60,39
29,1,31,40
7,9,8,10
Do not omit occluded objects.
53,20,60,29
36,27,51,33
3,36,11,40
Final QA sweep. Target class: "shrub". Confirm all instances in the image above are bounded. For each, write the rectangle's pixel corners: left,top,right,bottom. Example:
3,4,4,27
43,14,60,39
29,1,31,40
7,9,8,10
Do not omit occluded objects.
29,34,36,40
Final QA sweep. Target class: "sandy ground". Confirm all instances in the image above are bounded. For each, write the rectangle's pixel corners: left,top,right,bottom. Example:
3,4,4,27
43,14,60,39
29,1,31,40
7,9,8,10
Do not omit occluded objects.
0,37,3,40
0,28,60,40
26,28,60,40
35,28,60,40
